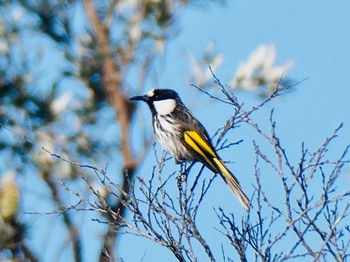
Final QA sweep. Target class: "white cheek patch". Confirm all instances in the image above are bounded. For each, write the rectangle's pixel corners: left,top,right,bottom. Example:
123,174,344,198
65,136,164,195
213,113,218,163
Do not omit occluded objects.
154,99,176,115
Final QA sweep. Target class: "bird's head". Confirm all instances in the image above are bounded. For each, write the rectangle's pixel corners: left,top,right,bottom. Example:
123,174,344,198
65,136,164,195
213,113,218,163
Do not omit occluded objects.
130,89,182,115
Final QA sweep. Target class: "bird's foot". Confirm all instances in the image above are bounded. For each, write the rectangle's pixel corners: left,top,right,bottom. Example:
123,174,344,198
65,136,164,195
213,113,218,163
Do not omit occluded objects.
176,162,187,188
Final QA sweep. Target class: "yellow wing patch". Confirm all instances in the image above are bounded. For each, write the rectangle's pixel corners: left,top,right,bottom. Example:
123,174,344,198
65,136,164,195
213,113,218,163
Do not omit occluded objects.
184,131,217,171
184,131,216,157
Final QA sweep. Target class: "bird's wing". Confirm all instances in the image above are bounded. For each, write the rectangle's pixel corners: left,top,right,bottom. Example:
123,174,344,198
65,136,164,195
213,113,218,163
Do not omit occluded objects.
183,129,250,210
177,107,219,171
183,130,219,172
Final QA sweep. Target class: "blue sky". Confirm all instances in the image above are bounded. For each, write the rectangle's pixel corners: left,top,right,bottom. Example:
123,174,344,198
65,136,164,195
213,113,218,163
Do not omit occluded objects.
169,1,350,149
115,1,350,261
5,1,348,261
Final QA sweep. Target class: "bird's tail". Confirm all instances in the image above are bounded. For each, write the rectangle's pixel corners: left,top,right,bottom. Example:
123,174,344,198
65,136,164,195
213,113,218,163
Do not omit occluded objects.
213,158,250,211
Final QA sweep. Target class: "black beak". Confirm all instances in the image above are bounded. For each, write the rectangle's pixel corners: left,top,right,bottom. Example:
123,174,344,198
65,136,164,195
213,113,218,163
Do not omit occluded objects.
130,95,147,102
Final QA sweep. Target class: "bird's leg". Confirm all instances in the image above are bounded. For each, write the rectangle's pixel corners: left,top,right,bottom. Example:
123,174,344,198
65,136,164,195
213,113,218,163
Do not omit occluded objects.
180,161,187,175
176,160,187,188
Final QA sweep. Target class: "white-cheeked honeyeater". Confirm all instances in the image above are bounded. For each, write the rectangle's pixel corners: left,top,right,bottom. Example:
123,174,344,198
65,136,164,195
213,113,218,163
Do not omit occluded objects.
130,89,250,210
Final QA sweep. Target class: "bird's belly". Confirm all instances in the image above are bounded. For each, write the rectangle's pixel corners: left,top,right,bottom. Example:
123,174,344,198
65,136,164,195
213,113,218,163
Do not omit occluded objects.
153,116,193,161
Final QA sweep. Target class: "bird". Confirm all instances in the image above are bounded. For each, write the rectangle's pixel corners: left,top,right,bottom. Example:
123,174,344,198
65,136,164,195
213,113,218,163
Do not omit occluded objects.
130,88,250,210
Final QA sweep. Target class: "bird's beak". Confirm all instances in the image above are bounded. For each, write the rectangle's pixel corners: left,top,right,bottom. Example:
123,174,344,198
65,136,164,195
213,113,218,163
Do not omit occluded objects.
130,95,148,102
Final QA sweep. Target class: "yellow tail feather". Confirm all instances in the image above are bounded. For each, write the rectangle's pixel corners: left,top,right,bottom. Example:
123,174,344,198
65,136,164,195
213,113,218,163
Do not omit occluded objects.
183,130,250,210
213,158,250,211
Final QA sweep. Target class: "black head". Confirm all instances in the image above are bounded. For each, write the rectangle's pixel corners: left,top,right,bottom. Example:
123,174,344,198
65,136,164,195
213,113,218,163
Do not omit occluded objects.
130,89,183,115
130,89,180,103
